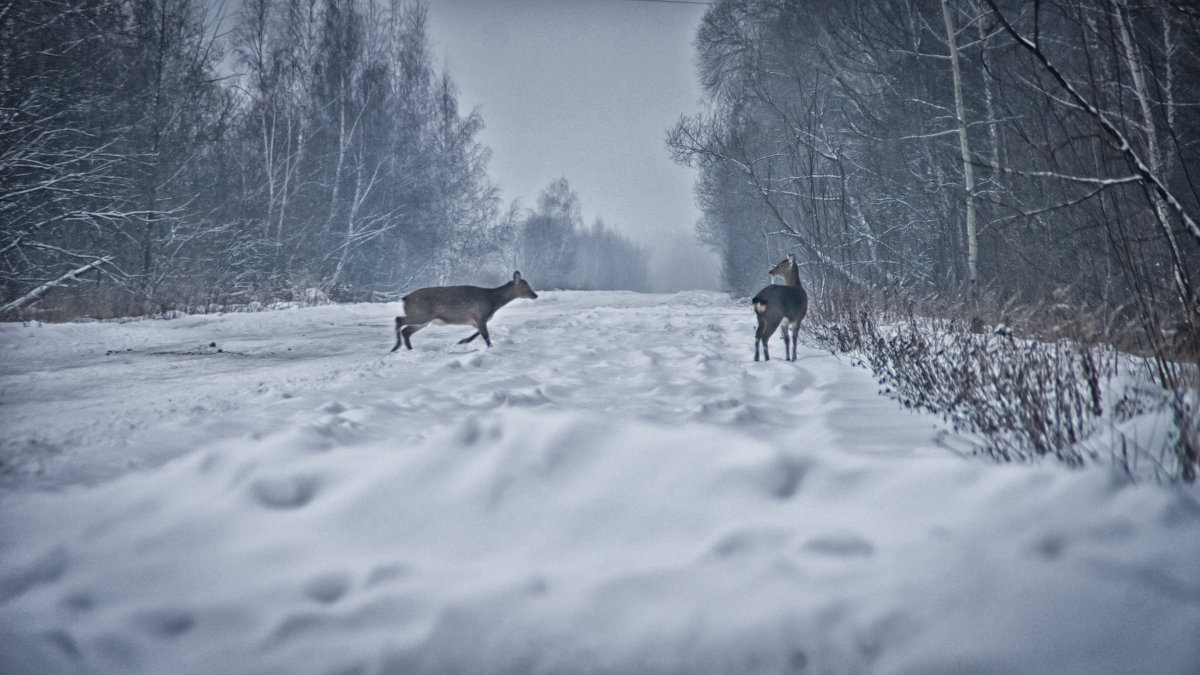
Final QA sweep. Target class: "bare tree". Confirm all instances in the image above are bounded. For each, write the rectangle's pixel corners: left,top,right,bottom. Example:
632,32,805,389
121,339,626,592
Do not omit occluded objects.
942,0,979,295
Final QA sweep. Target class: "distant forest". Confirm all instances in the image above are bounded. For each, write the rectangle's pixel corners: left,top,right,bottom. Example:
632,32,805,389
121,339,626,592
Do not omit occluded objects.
670,0,1199,350
1,0,649,319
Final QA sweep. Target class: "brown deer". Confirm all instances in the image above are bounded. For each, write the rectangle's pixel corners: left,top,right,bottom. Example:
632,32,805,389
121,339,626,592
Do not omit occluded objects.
752,254,808,361
391,272,538,351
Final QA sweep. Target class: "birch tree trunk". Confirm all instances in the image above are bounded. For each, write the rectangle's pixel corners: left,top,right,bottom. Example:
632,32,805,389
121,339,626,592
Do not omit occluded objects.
1114,0,1196,322
941,0,978,295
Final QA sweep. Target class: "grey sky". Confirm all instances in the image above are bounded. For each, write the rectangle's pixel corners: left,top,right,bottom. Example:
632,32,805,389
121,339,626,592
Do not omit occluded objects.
424,0,720,290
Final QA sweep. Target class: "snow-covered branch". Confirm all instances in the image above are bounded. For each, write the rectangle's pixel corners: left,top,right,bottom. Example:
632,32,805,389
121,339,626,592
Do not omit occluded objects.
983,0,1200,249
0,256,113,315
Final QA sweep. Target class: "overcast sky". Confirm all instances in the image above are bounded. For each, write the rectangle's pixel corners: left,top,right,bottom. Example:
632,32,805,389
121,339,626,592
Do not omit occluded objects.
423,0,720,290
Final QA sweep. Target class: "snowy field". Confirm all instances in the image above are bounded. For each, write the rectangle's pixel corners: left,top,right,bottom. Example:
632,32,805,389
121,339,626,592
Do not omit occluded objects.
1,290,1198,674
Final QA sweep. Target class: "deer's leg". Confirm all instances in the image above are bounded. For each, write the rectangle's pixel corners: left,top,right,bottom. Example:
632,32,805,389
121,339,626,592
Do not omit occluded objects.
781,321,792,361
401,324,422,350
789,321,801,361
458,332,480,344
755,322,764,361
759,316,781,362
391,317,406,352
477,321,491,347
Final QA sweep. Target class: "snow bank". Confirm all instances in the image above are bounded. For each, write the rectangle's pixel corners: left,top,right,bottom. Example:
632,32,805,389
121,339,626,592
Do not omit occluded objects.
2,292,1198,673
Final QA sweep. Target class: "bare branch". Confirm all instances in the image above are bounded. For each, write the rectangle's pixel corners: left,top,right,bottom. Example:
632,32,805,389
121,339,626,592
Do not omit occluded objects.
1,256,113,315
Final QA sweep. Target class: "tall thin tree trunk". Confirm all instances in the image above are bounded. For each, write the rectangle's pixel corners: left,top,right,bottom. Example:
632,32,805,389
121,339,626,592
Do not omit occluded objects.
975,0,1001,179
277,115,293,246
1115,0,1195,323
326,75,348,234
261,106,277,239
942,0,978,296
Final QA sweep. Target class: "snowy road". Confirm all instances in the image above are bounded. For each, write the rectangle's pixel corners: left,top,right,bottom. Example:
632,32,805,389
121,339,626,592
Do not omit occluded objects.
2,291,1198,673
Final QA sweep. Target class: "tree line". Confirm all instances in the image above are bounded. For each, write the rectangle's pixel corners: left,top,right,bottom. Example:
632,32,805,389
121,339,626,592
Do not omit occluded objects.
1,0,649,319
670,0,1198,478
670,0,1199,358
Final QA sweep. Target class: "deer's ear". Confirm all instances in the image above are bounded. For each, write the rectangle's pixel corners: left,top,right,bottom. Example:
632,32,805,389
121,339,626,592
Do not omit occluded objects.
513,271,522,281
788,253,797,264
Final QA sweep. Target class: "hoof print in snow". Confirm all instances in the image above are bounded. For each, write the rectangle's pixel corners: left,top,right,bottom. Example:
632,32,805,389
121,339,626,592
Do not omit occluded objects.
365,563,408,588
251,474,319,509
319,401,348,415
1029,533,1068,561
493,387,550,408
446,354,485,370
708,528,790,559
59,591,95,613
802,533,874,558
304,573,351,605
734,404,774,425
0,546,68,603
700,397,741,415
44,629,83,661
766,457,807,500
268,613,322,646
525,576,549,596
133,608,195,639
456,418,502,446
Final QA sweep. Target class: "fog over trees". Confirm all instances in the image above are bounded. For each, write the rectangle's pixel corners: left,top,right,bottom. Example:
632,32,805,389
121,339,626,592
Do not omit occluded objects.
1,0,651,318
669,0,1199,339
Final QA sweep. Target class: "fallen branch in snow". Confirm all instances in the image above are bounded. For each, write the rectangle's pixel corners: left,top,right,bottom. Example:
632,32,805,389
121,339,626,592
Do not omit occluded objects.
1,256,113,316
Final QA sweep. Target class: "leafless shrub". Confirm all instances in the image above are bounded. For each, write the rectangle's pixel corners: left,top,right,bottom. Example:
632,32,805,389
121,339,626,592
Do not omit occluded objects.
808,285,1199,482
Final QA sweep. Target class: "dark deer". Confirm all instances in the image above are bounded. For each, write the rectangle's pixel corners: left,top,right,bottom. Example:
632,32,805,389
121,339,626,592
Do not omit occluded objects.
391,272,538,352
752,254,808,361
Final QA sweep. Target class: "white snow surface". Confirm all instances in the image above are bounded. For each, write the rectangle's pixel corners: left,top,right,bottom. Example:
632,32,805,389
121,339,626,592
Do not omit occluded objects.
1,291,1198,674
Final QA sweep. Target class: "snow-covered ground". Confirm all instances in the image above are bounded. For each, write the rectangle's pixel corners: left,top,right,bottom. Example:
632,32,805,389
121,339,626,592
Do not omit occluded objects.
1,291,1198,674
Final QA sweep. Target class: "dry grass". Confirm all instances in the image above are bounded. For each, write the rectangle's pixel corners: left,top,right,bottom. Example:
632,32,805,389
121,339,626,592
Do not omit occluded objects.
807,284,1200,482
3,278,335,323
